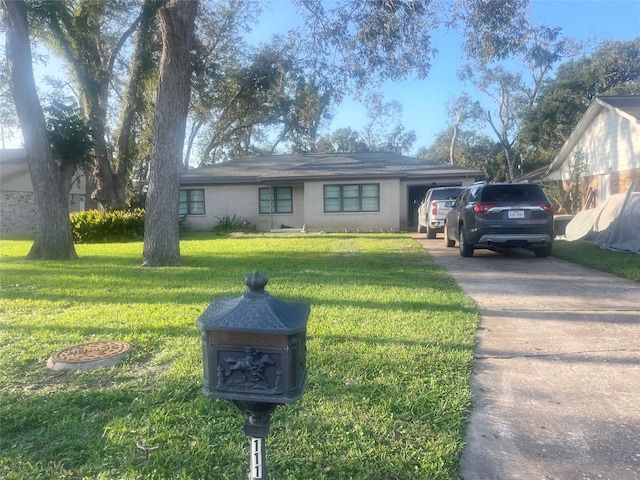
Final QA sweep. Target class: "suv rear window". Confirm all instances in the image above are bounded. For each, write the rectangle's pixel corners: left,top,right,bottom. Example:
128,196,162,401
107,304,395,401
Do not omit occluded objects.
429,188,462,200
480,184,547,203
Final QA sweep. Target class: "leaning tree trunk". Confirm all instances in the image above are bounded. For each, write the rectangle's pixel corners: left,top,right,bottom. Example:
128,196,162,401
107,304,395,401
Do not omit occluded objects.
3,0,77,260
141,0,197,267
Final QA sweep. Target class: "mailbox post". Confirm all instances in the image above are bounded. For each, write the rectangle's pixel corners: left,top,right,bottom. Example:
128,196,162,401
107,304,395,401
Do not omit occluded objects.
196,272,309,480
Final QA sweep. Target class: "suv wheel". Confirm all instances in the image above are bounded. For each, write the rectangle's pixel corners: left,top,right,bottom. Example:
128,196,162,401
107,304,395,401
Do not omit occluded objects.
533,244,553,257
444,225,455,247
459,228,474,257
426,225,436,239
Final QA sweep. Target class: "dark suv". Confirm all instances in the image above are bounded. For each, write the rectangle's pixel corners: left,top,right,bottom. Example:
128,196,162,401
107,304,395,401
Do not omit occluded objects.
444,182,554,257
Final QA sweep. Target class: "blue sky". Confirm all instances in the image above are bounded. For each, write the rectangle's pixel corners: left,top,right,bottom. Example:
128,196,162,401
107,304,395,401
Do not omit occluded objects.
251,0,640,153
3,1,639,154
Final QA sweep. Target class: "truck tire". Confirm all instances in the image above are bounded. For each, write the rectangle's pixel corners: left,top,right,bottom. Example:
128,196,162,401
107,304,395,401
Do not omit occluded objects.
533,244,553,257
459,228,474,257
426,225,436,239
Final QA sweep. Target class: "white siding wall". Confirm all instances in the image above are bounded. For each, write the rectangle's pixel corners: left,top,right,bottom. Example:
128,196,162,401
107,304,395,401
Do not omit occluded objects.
183,184,305,232
2,172,33,192
303,179,400,232
562,109,640,180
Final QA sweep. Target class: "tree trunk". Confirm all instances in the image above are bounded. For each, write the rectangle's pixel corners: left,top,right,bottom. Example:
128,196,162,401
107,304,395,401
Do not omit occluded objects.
113,0,159,201
142,0,197,267
449,122,459,165
3,0,78,260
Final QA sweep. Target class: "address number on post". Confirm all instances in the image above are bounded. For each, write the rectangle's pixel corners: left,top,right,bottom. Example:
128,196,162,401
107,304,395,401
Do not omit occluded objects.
251,437,263,479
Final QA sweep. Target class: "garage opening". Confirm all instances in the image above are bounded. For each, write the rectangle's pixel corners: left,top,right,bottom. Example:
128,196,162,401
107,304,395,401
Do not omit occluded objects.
407,183,462,232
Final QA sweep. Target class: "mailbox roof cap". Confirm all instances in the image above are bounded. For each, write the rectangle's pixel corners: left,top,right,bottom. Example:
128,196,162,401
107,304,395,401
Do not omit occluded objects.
196,272,309,335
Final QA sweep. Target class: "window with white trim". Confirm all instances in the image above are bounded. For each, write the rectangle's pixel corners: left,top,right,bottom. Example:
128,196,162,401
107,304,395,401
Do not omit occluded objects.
179,189,205,215
259,187,293,214
323,184,380,213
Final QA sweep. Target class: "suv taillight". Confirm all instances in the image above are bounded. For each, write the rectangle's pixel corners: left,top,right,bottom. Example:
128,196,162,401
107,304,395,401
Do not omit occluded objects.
534,202,555,213
431,201,437,216
473,203,498,214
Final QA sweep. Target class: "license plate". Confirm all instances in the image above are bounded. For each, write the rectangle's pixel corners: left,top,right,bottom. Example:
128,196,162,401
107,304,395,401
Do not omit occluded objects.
508,210,525,219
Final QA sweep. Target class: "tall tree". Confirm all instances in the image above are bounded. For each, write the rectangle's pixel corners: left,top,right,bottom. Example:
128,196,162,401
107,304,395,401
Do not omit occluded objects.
361,93,416,154
286,77,334,153
199,43,298,162
184,0,261,166
2,0,77,259
459,65,526,180
32,0,144,209
141,0,197,267
418,128,503,181
445,93,483,165
457,4,574,180
316,127,367,153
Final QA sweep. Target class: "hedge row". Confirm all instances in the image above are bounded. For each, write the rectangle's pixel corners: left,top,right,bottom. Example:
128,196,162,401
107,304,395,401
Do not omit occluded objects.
69,209,145,243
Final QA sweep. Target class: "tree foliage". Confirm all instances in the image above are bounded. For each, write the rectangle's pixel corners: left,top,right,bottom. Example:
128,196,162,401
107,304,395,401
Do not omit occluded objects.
44,98,93,169
0,45,20,148
453,0,530,65
314,94,416,155
457,1,578,181
418,127,503,180
193,0,439,163
294,0,438,88
316,127,367,153
29,0,144,209
197,42,335,162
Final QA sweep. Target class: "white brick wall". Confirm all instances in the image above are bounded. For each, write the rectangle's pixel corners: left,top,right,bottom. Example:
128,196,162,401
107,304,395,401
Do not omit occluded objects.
1,191,38,238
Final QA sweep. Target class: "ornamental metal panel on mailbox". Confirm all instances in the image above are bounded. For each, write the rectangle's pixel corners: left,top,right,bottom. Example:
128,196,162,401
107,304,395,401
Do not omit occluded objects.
196,271,310,404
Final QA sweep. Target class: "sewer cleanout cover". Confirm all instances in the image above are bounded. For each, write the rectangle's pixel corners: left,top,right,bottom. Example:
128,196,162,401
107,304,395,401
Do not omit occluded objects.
47,341,131,371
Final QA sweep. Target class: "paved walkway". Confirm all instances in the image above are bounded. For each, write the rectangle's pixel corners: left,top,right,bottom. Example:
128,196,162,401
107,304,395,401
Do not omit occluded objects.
412,234,640,480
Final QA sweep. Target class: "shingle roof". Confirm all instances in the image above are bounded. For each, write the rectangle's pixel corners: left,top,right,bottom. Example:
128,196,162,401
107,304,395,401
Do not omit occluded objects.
598,95,640,121
181,152,483,184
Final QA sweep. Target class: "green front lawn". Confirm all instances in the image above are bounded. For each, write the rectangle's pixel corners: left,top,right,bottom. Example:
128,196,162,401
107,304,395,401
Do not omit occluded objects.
0,234,477,480
552,240,640,282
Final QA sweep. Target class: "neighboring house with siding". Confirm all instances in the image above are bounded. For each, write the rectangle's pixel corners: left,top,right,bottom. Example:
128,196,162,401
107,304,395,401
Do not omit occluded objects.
180,152,483,233
544,96,640,208
0,149,93,238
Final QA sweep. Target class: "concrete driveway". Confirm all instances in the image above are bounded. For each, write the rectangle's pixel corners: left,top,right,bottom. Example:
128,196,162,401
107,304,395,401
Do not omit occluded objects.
411,234,640,480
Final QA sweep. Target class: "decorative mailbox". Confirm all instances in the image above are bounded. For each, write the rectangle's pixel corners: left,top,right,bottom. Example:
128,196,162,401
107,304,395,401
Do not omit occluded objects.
196,271,309,404
197,271,310,480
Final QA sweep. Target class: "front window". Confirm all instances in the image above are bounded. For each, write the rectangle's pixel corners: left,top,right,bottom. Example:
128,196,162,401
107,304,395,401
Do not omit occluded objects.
259,187,293,214
179,189,205,215
323,184,380,213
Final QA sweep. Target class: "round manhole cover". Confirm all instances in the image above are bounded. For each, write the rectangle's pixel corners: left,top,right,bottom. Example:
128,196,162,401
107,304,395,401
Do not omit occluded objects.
47,341,131,371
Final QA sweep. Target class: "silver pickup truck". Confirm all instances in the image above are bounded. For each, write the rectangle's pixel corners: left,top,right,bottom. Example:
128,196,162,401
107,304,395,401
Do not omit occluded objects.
417,186,463,238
